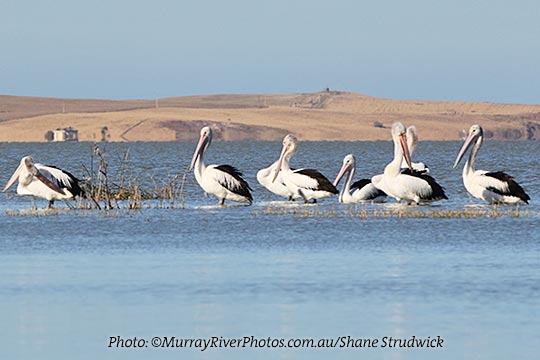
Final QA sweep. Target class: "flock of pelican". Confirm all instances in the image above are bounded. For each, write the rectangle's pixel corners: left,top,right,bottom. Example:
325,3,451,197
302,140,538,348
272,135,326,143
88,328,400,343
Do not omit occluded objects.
2,122,531,208
189,122,529,206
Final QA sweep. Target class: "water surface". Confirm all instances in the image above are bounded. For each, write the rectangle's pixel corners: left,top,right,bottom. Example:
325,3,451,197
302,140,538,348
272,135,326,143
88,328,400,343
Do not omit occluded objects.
1,140,539,360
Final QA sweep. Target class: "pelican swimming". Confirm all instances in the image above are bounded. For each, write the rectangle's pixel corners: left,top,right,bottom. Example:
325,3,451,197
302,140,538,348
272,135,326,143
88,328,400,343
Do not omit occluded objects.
453,124,530,204
189,126,253,205
333,154,386,203
372,122,447,204
402,125,430,174
3,156,84,208
257,160,299,200
272,134,338,203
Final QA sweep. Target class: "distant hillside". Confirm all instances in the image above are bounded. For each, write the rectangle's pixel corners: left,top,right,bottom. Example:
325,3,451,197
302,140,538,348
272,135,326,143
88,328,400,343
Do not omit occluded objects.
0,95,153,122
1,91,540,142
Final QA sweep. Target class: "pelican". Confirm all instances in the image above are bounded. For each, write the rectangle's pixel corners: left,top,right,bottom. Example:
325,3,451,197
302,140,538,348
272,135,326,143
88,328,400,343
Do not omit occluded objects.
453,124,530,204
402,125,430,174
257,160,299,200
3,156,83,208
272,134,338,203
372,122,447,204
333,154,386,203
189,126,253,205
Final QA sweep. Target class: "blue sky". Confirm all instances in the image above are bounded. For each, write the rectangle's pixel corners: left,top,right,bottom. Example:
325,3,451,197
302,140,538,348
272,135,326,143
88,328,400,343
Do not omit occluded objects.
1,0,539,103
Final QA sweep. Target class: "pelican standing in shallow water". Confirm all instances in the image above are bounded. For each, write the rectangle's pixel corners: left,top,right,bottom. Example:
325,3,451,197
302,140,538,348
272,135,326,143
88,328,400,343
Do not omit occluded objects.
3,156,83,208
333,154,386,203
272,134,338,203
372,122,447,204
189,126,253,205
453,124,530,204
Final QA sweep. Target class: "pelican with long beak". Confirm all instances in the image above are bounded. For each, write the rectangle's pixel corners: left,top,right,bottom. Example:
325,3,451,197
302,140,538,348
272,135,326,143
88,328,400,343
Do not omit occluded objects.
271,134,338,203
453,124,530,204
3,156,83,208
372,122,447,204
333,154,386,203
189,126,253,205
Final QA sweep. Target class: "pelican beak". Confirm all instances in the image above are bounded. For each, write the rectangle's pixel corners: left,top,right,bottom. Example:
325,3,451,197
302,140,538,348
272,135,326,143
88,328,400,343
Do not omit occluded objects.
35,171,66,195
333,162,350,187
189,133,207,171
453,132,476,169
3,162,24,192
400,133,413,171
272,144,288,183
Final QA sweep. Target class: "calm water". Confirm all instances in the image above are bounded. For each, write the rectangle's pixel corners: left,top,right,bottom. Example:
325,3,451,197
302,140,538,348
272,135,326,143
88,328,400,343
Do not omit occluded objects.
1,140,539,360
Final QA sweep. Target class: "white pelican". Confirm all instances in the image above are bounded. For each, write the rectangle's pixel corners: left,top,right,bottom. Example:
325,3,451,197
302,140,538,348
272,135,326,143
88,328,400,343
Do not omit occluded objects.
402,125,430,174
189,126,253,205
333,154,386,203
453,124,530,204
272,134,338,203
3,156,84,208
257,160,299,200
372,122,447,204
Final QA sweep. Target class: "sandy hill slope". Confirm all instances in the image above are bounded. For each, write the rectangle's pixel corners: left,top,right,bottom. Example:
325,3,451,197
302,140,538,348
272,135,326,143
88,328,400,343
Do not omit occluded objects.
1,91,539,142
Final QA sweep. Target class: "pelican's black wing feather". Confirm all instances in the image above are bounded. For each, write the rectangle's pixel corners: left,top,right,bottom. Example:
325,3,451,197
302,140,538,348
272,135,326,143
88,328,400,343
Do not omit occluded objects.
484,171,530,203
350,178,371,191
295,169,338,194
350,178,387,198
214,165,253,201
402,169,448,200
43,165,84,197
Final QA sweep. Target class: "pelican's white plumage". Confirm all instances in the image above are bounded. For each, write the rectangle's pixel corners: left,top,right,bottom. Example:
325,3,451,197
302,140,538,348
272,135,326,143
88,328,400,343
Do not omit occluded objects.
372,122,447,204
272,134,338,203
190,126,253,205
3,156,83,208
453,124,530,204
333,154,386,203
257,160,298,200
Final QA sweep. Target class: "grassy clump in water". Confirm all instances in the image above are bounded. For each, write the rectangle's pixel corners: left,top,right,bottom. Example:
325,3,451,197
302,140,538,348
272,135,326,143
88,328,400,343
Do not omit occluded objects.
79,144,187,210
5,209,63,217
253,205,533,219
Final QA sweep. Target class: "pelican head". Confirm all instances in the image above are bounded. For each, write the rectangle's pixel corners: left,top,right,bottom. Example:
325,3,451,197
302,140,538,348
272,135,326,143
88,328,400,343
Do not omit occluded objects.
391,122,406,137
189,126,213,171
453,124,483,169
23,156,34,165
282,134,298,150
392,122,413,171
406,125,419,155
272,134,298,183
3,156,35,192
333,154,356,187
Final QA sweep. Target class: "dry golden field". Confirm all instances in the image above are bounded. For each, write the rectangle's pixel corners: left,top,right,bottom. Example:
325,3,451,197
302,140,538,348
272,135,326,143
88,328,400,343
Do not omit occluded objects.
1,91,540,142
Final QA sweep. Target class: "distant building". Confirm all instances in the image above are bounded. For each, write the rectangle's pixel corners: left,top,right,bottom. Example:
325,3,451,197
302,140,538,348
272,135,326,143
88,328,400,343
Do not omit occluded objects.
101,126,109,142
47,127,79,142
